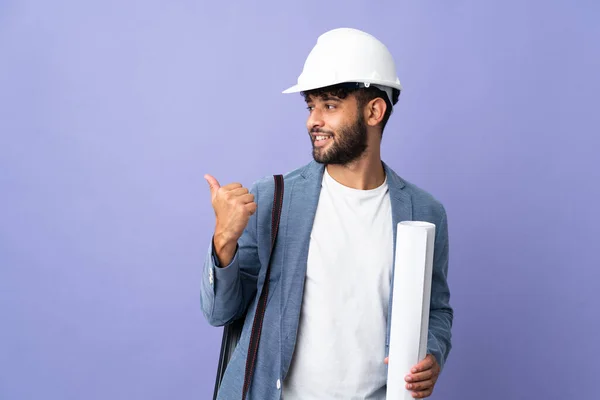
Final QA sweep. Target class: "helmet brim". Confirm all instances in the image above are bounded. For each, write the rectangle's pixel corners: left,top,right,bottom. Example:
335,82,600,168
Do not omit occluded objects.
281,84,303,94
282,79,402,95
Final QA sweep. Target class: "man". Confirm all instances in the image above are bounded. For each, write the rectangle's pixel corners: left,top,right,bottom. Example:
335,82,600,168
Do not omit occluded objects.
201,28,453,399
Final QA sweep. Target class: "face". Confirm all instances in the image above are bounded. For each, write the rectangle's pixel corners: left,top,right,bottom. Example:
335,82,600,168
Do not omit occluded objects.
305,94,368,165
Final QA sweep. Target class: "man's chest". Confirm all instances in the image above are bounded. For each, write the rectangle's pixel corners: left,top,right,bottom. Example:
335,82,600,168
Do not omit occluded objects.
306,191,394,289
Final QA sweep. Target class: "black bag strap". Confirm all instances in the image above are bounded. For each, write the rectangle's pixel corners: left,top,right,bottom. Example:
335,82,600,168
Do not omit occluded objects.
213,319,243,399
212,175,285,400
242,174,284,399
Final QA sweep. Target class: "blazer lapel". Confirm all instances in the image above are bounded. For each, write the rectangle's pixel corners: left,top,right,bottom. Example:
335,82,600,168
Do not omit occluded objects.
382,161,413,349
383,161,413,244
279,161,324,378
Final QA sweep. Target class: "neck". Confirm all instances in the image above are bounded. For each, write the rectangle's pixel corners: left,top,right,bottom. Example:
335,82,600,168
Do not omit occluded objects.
325,145,385,190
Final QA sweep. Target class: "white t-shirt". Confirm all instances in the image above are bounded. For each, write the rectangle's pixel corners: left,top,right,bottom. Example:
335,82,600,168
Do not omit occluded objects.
282,167,394,399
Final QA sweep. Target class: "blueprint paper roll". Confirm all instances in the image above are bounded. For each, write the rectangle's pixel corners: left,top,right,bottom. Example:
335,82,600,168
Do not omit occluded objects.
386,221,436,400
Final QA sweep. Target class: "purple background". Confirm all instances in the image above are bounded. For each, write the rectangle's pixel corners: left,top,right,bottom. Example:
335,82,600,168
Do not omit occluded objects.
1,1,599,399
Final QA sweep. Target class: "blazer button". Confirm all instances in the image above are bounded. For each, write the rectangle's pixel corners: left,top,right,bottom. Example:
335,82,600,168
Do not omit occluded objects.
276,379,281,389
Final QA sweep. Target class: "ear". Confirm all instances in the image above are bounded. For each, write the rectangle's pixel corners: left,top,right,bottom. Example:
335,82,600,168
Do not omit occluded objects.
364,97,387,127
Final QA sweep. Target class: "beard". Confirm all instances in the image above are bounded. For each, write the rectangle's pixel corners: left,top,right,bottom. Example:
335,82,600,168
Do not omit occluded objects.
309,114,368,165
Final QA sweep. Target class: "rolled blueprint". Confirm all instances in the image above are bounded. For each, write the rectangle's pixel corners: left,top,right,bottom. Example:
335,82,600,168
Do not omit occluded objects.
386,221,436,400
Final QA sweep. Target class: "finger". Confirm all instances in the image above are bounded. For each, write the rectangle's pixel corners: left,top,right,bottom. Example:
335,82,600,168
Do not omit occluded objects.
226,187,250,197
411,355,435,373
204,174,221,196
221,182,243,191
406,369,433,383
245,202,257,215
383,357,389,365
406,379,433,392
236,193,255,204
411,388,433,399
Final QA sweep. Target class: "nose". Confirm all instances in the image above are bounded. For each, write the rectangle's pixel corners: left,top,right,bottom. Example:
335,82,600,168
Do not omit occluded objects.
307,108,325,132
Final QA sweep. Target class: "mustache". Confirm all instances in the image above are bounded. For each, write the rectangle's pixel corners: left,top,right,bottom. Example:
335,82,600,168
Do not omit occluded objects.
309,128,335,135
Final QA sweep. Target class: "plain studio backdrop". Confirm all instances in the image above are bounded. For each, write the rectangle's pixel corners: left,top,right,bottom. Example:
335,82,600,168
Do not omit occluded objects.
1,1,598,399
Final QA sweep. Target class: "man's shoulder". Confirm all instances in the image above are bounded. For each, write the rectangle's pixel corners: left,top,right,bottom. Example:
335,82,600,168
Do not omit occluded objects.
248,161,318,207
250,160,318,192
404,179,445,211
385,165,447,221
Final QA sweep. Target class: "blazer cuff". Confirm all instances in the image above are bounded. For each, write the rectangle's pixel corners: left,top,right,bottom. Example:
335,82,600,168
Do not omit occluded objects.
210,238,240,287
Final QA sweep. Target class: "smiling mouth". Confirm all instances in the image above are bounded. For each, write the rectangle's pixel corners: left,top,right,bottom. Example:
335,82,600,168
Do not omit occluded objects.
312,134,333,149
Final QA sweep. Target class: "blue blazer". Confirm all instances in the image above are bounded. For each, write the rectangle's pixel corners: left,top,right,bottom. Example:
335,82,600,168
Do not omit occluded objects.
201,160,453,400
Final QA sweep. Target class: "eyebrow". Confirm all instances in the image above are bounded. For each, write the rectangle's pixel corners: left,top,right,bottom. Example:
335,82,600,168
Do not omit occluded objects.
306,95,342,104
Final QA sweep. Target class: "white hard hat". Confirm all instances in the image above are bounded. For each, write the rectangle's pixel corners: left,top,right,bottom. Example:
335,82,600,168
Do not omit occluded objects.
282,28,402,104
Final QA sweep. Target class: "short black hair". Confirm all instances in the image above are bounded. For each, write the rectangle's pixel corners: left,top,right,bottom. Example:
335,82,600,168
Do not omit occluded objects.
301,82,400,133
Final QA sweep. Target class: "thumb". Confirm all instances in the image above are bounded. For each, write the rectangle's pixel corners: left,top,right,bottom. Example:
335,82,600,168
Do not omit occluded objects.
204,174,220,196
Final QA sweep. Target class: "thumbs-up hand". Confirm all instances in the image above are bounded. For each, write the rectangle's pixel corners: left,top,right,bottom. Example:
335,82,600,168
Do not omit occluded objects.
205,174,257,266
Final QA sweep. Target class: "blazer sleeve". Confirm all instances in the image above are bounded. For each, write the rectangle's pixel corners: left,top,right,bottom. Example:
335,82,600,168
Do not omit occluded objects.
427,206,454,371
200,182,262,327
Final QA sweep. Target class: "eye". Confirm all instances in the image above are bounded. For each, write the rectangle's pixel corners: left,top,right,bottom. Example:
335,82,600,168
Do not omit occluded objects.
306,105,315,112
325,104,336,110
